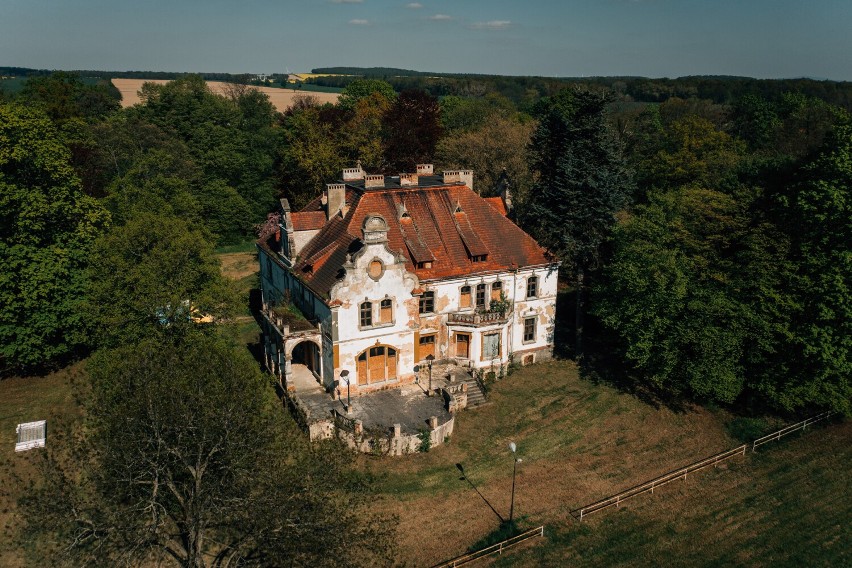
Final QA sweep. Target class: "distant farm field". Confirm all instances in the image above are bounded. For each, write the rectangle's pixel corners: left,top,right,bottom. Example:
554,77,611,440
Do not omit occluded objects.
111,78,340,111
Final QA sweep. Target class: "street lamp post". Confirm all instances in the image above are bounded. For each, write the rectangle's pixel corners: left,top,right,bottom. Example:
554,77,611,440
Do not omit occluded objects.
426,354,435,395
509,442,522,524
340,369,351,411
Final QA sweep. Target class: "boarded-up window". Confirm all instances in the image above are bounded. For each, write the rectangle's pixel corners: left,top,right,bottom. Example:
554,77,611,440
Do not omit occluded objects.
360,301,372,327
455,333,470,358
523,317,536,342
475,284,487,309
368,260,383,279
491,281,503,301
380,299,393,323
419,334,436,360
460,286,471,308
357,352,368,385
482,332,501,361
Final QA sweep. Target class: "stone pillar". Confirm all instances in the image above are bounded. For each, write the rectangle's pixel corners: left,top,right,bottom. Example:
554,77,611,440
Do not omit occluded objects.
429,416,438,429
393,423,401,438
284,356,294,392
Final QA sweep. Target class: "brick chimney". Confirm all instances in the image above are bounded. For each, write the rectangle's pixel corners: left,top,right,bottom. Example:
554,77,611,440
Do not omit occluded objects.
399,173,419,186
365,174,385,188
416,164,433,175
325,183,346,220
443,170,474,192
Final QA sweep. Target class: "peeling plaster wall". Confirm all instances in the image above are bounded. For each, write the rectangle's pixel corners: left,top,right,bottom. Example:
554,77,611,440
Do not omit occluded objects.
329,233,420,392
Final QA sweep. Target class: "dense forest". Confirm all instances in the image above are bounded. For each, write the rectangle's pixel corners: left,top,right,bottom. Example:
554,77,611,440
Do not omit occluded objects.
2,70,849,413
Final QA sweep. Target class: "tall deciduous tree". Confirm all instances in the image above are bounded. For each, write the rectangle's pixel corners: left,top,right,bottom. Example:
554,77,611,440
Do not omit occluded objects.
382,89,442,173
20,334,395,567
85,213,237,348
524,88,633,356
436,113,535,199
764,125,852,414
592,186,792,404
0,103,109,374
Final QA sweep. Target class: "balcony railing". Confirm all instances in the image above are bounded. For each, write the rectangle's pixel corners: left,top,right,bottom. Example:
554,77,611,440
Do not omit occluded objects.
447,311,509,326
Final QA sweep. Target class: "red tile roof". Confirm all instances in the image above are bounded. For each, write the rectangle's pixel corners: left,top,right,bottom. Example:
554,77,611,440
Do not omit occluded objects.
484,196,508,216
291,210,326,231
286,180,554,299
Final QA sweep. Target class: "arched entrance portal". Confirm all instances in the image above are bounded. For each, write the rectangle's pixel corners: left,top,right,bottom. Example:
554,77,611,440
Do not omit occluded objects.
291,340,321,379
356,345,398,385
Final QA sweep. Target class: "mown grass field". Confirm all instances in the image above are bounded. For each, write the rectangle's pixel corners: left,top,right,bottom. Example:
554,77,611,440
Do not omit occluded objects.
361,361,849,567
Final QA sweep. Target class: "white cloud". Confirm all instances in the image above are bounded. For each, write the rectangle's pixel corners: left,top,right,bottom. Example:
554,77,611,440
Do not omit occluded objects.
406,2,423,8
349,18,371,25
470,20,511,30
429,14,452,21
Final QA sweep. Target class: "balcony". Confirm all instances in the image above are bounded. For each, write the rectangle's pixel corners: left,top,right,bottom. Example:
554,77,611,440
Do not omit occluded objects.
447,310,509,327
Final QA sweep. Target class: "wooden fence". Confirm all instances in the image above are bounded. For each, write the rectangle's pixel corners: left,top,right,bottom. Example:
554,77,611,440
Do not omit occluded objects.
431,526,545,568
752,411,834,451
569,445,747,521
570,411,837,522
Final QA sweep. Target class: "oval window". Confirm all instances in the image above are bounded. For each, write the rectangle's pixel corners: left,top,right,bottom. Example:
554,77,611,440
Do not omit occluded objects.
368,259,383,279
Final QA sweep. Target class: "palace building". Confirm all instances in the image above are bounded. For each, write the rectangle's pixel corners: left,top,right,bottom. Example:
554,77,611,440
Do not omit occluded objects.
257,164,558,398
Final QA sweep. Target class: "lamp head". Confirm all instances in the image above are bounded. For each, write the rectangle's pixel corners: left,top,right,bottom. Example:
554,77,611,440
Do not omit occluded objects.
509,442,516,453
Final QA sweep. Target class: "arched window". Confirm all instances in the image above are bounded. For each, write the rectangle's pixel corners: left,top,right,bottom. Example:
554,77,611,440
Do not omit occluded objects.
356,345,398,384
360,301,372,327
526,276,538,299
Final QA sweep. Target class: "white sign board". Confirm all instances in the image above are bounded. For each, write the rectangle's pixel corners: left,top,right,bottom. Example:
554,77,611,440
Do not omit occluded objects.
15,420,46,452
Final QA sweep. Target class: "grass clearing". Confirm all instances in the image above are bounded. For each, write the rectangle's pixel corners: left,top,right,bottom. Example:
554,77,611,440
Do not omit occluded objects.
361,360,849,567
0,352,845,567
0,365,84,568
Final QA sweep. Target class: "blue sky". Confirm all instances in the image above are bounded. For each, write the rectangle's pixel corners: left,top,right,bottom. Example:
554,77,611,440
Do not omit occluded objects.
2,0,850,79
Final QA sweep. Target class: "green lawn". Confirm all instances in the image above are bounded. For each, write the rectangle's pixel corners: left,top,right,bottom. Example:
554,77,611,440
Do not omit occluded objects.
364,361,849,567
1,357,846,568
0,366,84,567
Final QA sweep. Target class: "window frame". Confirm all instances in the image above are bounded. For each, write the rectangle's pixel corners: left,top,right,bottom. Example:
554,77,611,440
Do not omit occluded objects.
481,332,502,361
359,301,373,328
419,291,435,314
380,298,393,324
523,317,536,343
475,283,487,310
459,285,472,309
526,276,538,299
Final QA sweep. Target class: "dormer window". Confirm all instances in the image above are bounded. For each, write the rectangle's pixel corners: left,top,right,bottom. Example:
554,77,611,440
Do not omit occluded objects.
416,261,432,269
471,254,488,263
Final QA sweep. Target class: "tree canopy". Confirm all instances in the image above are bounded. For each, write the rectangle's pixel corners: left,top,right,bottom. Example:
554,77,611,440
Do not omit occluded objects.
21,334,395,567
0,102,109,374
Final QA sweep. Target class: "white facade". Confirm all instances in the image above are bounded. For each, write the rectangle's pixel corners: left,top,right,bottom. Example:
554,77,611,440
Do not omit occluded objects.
259,212,557,395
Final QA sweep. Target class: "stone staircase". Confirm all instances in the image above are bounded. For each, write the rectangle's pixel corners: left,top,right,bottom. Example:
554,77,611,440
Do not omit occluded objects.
430,363,489,409
463,378,488,408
